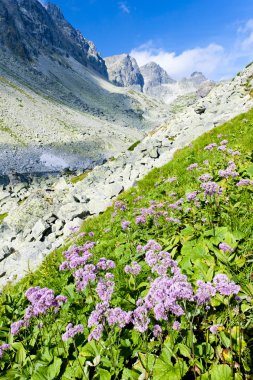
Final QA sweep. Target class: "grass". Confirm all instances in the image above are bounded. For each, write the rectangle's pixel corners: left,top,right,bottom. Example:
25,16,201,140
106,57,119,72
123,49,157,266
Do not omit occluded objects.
0,213,8,224
0,120,27,146
0,76,34,101
128,140,141,151
70,171,92,184
0,109,253,378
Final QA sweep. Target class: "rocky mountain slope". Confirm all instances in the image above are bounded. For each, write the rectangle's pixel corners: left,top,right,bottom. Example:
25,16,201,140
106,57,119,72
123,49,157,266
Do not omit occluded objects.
105,56,215,104
1,61,253,289
0,0,107,76
0,1,171,174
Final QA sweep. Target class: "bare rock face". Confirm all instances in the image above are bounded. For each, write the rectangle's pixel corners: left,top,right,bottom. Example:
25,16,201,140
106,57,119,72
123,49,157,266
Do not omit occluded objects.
143,69,215,104
104,54,144,91
0,0,107,77
105,55,215,104
140,62,175,92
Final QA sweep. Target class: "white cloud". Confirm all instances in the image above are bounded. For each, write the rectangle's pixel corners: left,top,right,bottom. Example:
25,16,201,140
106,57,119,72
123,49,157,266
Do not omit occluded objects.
237,19,253,51
119,2,130,14
131,42,224,80
130,19,253,80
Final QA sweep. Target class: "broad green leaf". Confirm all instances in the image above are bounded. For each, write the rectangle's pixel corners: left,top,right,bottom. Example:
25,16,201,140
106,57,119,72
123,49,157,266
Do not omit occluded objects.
134,353,156,374
94,368,111,380
207,364,233,380
31,358,62,380
241,303,252,313
122,368,141,380
153,359,188,380
46,357,62,379
80,340,100,359
12,342,26,365
176,343,191,359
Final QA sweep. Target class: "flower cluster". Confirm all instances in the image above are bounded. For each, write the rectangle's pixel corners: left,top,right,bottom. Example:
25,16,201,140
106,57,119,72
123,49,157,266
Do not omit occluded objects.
186,191,198,202
121,219,131,230
213,274,240,296
62,323,84,341
165,176,178,183
198,173,213,182
0,344,10,358
195,281,216,304
11,287,67,336
236,179,253,187
145,248,177,276
59,242,95,271
124,261,141,275
204,143,217,151
114,200,127,211
200,181,223,198
219,243,234,253
96,274,115,302
210,324,223,334
88,303,132,340
187,163,199,171
219,162,239,179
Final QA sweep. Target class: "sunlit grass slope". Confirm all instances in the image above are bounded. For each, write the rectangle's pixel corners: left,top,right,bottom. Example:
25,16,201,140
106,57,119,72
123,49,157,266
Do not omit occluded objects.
0,110,253,379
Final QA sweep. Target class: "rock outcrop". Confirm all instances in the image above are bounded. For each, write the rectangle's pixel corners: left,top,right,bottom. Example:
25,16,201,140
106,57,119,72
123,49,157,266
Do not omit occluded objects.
105,54,144,91
140,62,175,92
0,0,107,77
142,68,215,104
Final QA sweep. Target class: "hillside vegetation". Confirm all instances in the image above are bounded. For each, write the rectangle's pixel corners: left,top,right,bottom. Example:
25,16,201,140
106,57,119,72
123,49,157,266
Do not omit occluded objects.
0,110,253,379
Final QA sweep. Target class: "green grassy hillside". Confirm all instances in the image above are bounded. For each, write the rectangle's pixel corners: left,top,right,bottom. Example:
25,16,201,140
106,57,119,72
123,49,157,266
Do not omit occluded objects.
0,110,253,379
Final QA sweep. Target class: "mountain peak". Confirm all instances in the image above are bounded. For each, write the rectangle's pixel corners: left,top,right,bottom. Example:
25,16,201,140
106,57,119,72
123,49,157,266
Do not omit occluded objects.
140,61,175,91
105,54,144,90
190,71,207,80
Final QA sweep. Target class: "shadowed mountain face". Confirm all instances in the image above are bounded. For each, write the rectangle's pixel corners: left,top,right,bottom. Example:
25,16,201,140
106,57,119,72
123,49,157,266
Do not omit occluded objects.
0,0,107,77
0,1,171,174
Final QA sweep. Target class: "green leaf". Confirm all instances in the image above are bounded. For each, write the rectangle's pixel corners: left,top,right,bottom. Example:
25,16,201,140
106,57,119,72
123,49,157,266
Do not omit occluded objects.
94,368,111,380
31,358,62,380
241,303,252,313
153,359,188,380
246,164,253,177
47,357,62,379
12,342,26,365
134,353,156,374
219,332,231,348
202,364,233,380
80,341,100,359
209,227,229,245
176,343,191,359
122,368,141,380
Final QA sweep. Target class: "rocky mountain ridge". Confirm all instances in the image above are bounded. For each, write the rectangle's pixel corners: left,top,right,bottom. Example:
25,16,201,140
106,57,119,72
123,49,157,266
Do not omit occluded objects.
0,0,107,76
105,55,215,104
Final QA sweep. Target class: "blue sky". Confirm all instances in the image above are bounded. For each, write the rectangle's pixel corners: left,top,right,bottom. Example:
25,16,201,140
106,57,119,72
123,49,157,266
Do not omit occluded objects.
44,0,253,80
